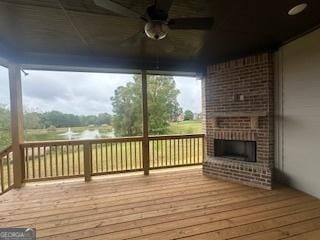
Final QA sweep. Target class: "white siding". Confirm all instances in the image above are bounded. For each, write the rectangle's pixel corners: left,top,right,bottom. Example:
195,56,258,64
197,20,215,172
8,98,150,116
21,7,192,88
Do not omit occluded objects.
275,28,320,198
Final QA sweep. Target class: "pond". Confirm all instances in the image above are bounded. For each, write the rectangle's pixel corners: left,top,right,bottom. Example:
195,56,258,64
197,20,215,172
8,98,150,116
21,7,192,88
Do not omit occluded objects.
59,128,115,140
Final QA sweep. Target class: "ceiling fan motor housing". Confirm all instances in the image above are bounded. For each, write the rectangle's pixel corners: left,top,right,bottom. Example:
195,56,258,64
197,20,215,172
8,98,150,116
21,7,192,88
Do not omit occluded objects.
144,21,169,40
147,5,168,21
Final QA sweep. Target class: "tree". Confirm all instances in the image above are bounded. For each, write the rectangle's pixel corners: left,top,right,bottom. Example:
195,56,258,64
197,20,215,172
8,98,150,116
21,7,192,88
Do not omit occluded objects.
111,75,182,136
184,110,194,121
40,111,81,128
0,104,11,150
24,112,43,129
147,75,181,134
79,115,97,127
111,79,142,136
96,113,112,126
0,104,10,130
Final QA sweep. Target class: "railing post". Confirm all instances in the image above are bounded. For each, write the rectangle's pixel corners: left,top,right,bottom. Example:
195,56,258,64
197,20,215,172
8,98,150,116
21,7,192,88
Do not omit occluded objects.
83,141,92,181
9,64,25,188
202,135,206,162
141,70,150,175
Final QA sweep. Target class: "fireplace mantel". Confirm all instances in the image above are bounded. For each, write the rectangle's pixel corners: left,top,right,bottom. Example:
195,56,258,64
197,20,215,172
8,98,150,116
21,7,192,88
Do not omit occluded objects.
209,111,268,129
209,111,267,118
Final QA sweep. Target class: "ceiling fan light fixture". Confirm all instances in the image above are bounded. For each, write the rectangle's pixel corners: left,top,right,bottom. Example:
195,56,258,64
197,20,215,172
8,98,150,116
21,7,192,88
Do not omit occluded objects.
288,3,308,15
144,21,169,40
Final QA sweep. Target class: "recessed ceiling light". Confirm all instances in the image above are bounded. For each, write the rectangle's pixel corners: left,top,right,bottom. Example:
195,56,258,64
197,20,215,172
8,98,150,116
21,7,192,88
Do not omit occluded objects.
288,3,308,15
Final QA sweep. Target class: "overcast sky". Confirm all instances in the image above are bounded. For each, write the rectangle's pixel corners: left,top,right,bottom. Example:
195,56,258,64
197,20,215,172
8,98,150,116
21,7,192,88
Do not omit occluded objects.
0,67,201,115
0,66,10,107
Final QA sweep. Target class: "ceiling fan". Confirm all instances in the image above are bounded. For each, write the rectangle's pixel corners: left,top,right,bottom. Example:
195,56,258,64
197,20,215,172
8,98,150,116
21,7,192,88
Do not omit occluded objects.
93,0,214,40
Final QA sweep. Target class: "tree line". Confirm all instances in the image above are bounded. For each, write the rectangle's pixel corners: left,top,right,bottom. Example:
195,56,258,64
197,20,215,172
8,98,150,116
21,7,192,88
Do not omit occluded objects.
0,105,112,130
24,111,112,129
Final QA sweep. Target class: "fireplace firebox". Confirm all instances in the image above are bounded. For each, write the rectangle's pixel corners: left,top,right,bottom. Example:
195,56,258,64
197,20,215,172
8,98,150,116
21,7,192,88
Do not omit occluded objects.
214,139,256,162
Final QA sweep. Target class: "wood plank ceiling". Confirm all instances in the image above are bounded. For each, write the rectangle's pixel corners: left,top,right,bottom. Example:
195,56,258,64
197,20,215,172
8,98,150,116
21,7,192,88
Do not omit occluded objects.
0,0,320,71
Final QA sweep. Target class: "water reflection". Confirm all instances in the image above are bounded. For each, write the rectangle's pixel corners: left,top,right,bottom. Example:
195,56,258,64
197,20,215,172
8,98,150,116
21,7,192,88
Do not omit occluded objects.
59,128,78,140
79,129,101,140
60,128,115,140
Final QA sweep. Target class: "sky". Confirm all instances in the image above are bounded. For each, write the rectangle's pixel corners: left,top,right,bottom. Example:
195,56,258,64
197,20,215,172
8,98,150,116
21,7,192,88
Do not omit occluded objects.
0,66,10,107
0,67,201,116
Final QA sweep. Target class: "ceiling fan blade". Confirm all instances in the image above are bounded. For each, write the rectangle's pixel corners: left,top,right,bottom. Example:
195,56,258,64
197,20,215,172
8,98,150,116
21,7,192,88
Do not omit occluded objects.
168,17,214,30
155,36,175,53
155,0,174,12
121,31,145,47
94,0,141,18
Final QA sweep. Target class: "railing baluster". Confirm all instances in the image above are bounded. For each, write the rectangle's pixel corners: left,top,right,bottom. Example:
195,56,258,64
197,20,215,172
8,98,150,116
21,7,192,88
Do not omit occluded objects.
173,139,175,165
61,145,64,176
186,138,192,164
105,143,108,173
31,147,35,179
6,154,10,187
25,147,29,179
116,143,119,171
38,146,41,178
111,143,114,172
94,144,97,173
100,143,103,172
71,144,75,175
177,139,179,165
162,140,165,167
77,145,81,175
66,144,69,176
193,138,196,163
165,140,168,167
129,141,132,170
49,146,52,177
140,141,142,169
0,157,4,192
44,146,47,177
195,138,199,163
187,138,189,164
157,140,159,167
168,140,170,166
125,142,128,170
134,141,137,169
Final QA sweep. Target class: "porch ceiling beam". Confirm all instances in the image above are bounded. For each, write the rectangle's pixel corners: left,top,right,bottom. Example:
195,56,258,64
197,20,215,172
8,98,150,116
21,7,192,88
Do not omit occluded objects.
18,52,203,73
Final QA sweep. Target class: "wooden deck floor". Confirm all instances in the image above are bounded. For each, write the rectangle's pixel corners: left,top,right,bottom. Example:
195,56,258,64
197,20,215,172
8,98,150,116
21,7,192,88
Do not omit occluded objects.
1,167,320,240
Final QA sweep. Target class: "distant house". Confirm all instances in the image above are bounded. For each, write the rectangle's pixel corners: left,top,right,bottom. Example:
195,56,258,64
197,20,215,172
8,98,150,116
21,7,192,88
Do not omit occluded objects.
193,113,202,120
177,113,184,122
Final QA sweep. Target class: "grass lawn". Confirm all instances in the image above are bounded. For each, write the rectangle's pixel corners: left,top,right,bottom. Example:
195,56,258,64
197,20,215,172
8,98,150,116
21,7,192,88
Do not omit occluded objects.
167,120,203,135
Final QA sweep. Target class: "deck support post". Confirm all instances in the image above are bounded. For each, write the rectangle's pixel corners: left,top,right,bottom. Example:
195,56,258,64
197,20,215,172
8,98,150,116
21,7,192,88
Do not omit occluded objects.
9,64,25,188
83,141,92,181
141,70,150,175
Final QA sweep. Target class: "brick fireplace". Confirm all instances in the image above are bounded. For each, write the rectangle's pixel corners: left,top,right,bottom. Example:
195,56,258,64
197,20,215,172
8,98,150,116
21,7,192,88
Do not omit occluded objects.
203,53,274,189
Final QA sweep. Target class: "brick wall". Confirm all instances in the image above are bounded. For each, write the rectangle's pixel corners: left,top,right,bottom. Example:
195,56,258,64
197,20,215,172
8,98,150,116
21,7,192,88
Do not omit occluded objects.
203,53,274,189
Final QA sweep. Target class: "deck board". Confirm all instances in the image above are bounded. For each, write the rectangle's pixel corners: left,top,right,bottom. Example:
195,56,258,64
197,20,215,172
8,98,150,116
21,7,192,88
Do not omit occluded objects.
0,167,320,240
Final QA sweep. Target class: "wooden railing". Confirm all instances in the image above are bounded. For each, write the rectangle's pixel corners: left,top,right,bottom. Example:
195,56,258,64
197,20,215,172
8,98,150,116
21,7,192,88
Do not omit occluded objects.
23,140,85,181
149,134,204,169
20,134,204,182
0,146,14,194
91,137,143,175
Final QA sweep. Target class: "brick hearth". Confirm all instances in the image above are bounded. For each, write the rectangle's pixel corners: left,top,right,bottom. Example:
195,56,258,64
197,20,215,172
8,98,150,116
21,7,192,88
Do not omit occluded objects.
203,53,274,189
